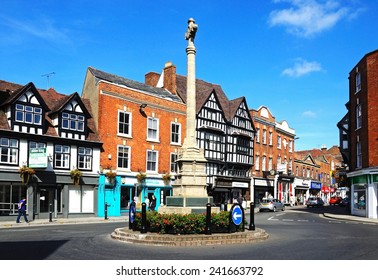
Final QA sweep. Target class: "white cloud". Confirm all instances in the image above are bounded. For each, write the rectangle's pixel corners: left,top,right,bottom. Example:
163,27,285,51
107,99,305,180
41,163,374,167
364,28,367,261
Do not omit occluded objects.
282,58,322,77
302,110,317,117
0,15,73,46
269,0,351,37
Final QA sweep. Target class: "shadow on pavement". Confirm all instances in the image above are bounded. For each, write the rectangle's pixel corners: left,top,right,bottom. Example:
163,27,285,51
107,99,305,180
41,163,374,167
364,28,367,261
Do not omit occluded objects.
0,240,68,260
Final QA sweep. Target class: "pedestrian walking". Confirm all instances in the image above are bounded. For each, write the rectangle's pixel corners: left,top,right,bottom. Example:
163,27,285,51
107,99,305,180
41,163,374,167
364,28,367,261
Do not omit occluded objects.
16,197,29,223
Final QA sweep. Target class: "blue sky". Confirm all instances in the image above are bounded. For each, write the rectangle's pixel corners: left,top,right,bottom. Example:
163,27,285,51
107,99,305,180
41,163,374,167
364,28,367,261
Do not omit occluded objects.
1,0,377,151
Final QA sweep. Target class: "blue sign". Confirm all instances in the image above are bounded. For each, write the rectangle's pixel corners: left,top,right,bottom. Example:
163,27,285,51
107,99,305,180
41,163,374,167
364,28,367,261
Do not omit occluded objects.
129,204,136,223
231,205,243,226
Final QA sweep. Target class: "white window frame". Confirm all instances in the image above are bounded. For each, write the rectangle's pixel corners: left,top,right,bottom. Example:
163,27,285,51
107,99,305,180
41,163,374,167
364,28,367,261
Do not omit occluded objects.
277,135,281,149
269,131,273,146
356,140,362,169
255,155,260,171
15,104,42,125
170,152,178,173
170,122,181,145
356,104,362,129
255,128,260,143
62,112,85,132
118,110,132,137
147,117,159,142
0,137,19,164
262,156,266,172
117,145,131,170
262,129,267,145
146,150,158,172
54,145,70,169
78,147,92,170
356,72,361,93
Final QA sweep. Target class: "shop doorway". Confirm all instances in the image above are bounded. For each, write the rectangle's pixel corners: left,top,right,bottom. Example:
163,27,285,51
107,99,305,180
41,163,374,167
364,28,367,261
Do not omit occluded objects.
37,187,55,219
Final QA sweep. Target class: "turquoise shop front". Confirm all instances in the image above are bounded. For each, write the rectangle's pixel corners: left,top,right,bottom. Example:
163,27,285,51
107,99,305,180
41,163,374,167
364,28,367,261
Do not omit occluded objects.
98,174,172,217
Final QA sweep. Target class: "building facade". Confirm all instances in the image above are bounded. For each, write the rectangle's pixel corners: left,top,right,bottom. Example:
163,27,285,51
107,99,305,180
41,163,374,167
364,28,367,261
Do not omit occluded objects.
250,106,296,205
82,66,186,216
0,80,102,221
337,49,378,218
295,146,344,204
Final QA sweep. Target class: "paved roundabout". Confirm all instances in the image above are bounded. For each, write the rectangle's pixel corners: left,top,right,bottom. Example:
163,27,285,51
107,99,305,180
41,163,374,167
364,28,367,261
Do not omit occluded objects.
111,227,269,247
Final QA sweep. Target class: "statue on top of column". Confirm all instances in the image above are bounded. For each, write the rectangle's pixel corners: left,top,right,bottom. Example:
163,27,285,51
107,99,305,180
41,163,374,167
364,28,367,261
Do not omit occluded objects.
185,18,198,45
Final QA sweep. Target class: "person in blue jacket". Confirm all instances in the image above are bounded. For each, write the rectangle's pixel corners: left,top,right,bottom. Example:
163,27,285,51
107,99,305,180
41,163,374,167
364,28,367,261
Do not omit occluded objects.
16,197,29,223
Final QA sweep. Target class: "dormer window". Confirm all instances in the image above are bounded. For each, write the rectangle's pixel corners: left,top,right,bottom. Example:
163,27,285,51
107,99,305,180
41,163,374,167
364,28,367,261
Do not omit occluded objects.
62,112,85,132
15,104,42,125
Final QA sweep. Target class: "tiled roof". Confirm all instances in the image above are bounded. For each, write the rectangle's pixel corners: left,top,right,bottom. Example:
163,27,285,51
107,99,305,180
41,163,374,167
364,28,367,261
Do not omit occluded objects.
176,74,244,122
0,80,101,142
88,67,182,102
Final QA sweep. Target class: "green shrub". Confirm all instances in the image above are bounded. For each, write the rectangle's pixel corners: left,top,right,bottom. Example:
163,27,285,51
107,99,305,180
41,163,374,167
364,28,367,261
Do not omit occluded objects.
133,211,245,234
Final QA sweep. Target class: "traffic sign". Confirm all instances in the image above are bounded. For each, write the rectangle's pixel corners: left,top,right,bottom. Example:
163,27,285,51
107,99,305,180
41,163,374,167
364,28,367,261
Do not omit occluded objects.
231,204,243,226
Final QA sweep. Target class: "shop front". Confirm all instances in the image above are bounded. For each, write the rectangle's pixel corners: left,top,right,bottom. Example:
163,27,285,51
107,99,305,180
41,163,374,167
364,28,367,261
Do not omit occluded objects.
309,181,322,197
0,169,99,222
212,177,250,208
98,174,172,217
293,178,310,205
277,174,295,205
348,172,378,218
252,178,274,206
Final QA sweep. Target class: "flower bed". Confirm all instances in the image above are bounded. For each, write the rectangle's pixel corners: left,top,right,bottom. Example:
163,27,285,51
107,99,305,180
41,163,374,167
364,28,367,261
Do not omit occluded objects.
133,211,245,234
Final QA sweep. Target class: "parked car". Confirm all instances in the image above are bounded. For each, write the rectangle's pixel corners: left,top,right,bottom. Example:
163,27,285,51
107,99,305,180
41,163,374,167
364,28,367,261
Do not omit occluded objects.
306,197,324,207
259,199,285,212
339,197,350,208
329,196,342,205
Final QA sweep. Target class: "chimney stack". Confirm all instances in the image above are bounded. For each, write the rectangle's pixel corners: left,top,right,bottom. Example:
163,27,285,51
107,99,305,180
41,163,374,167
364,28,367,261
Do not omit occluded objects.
163,61,177,94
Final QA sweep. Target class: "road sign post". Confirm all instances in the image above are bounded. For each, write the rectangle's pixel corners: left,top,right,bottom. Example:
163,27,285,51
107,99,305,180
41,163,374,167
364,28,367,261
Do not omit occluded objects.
229,204,245,232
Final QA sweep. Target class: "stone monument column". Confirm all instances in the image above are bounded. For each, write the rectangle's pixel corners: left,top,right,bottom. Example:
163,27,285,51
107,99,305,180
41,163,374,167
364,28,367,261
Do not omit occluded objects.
161,18,213,214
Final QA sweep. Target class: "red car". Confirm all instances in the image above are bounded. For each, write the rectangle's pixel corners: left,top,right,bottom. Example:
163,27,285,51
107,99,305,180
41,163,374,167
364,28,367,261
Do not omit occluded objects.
329,196,342,205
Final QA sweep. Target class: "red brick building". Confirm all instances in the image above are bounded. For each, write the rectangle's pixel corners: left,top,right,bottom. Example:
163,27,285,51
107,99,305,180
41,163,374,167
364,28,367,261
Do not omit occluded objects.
82,66,186,215
338,49,378,218
250,106,296,205
294,146,344,204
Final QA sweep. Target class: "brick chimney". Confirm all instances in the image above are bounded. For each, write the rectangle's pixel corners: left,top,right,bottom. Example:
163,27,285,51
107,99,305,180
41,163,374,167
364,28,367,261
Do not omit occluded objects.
145,72,160,87
163,61,177,94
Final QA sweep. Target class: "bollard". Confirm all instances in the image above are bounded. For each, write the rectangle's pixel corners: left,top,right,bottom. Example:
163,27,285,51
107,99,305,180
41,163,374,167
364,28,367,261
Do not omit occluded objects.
104,203,108,220
49,203,53,222
205,203,212,235
249,202,255,230
141,202,147,234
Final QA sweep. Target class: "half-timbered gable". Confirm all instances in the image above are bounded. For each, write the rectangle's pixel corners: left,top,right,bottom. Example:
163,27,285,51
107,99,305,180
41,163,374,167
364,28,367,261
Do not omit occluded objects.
3,82,49,135
48,93,92,140
227,99,255,177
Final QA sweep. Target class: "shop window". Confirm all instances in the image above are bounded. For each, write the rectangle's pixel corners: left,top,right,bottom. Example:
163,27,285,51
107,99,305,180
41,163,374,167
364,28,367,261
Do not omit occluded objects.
0,184,27,215
68,186,94,213
353,187,365,210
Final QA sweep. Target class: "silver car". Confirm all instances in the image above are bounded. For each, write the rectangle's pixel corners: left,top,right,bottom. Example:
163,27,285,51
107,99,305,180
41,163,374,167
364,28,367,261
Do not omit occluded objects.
259,199,285,212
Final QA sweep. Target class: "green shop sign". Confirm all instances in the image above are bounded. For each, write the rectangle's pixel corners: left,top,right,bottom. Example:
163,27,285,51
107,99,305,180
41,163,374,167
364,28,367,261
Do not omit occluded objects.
29,148,47,168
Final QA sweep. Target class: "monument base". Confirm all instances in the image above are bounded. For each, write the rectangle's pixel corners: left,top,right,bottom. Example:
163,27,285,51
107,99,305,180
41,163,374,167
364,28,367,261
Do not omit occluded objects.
158,196,220,214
